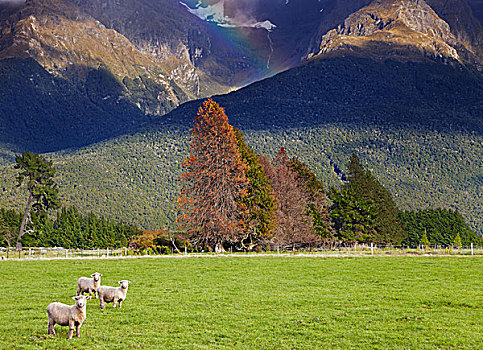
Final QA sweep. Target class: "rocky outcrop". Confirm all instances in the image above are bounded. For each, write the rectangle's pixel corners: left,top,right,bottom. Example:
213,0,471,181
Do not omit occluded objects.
305,0,481,69
0,0,192,115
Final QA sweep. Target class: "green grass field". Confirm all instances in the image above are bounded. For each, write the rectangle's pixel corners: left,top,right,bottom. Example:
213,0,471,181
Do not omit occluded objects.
0,256,481,349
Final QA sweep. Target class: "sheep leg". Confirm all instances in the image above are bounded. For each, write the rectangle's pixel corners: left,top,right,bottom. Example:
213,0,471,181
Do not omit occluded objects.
118,299,123,308
48,321,55,336
76,287,81,296
76,323,82,338
67,321,75,339
99,297,106,309
113,298,118,308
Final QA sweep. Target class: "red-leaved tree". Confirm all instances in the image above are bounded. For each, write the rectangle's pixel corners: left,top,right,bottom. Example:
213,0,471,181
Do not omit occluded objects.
260,147,316,248
177,99,249,249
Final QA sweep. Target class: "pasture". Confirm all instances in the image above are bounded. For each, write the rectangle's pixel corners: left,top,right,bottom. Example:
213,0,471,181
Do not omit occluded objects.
0,256,481,349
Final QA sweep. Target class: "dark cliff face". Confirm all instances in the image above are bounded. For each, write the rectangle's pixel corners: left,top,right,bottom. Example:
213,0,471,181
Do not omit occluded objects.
426,0,483,68
467,0,483,24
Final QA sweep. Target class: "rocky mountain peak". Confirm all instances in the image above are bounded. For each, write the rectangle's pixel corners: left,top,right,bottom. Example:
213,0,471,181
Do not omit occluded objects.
305,0,481,68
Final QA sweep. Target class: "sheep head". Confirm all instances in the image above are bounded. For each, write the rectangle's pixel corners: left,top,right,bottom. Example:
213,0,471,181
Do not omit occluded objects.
118,280,131,289
72,295,91,308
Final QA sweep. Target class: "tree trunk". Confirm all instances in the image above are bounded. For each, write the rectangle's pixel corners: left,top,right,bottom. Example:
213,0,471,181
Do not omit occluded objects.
17,191,33,250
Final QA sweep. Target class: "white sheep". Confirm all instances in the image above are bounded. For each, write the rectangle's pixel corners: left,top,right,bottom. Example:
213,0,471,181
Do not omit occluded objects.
98,280,131,309
47,295,91,339
77,272,103,299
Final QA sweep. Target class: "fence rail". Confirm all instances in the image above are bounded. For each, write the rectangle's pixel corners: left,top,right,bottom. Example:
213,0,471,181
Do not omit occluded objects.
0,247,127,260
0,244,482,260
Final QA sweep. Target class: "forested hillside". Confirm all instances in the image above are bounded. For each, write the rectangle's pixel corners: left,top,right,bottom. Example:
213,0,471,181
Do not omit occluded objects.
1,57,481,234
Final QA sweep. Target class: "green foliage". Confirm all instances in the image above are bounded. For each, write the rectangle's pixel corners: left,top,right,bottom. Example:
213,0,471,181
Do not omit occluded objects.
329,187,377,243
0,57,481,235
453,234,462,248
0,206,138,248
344,154,406,244
329,154,405,244
400,208,479,247
0,208,20,248
234,128,276,241
15,152,60,213
420,233,431,247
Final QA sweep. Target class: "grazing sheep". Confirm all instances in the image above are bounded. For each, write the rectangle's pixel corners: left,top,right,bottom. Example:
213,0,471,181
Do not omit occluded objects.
47,295,91,339
77,272,103,299
98,280,131,309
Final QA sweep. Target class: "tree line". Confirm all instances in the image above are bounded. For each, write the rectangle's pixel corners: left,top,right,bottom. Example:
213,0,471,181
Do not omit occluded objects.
176,99,481,251
0,207,138,249
1,100,480,250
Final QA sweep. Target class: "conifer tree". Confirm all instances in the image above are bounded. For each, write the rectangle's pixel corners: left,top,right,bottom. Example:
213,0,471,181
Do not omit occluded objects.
14,152,60,249
453,233,462,248
399,208,478,247
234,128,276,247
329,187,376,243
177,99,249,249
420,232,430,247
345,154,405,244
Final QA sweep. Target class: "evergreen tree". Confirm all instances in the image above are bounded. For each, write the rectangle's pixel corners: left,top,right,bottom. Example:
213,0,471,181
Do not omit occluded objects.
420,232,430,247
329,187,376,243
399,208,479,246
234,128,276,247
14,152,60,249
453,233,462,248
345,154,405,244
178,99,249,249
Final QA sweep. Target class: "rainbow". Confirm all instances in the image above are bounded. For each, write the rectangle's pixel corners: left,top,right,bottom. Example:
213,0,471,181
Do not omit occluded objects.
179,0,285,83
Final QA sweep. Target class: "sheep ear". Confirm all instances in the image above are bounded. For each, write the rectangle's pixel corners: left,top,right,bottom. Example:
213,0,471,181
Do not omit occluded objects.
90,273,95,277
72,296,78,301
99,273,103,276
128,281,131,284
118,281,122,284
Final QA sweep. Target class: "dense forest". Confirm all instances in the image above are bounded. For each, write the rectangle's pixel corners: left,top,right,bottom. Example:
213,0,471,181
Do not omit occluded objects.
0,207,138,249
0,57,481,235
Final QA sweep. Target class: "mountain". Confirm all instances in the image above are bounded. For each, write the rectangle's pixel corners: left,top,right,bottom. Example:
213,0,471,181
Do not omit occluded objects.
1,0,481,154
0,0,193,114
0,0,482,233
305,0,482,69
1,56,481,234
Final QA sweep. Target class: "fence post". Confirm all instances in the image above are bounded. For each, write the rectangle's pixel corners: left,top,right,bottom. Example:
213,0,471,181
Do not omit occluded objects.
371,243,374,255
471,243,474,255
107,248,109,258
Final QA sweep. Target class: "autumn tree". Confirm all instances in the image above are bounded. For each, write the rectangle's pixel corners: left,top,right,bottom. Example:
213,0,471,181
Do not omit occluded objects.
288,156,334,242
234,128,276,248
14,152,60,250
261,147,317,248
177,99,249,249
